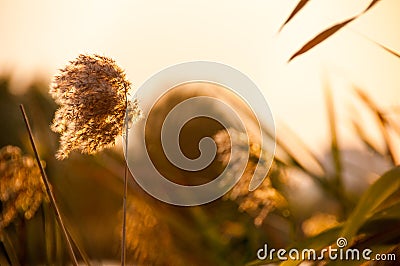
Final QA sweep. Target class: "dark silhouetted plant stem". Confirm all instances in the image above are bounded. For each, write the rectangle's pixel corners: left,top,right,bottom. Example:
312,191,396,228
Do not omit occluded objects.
121,164,128,265
121,92,129,265
324,86,350,217
20,104,79,266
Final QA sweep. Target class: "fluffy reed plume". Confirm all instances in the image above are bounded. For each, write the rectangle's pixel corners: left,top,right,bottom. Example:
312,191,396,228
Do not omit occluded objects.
49,54,142,159
214,129,287,226
124,198,185,266
0,146,47,230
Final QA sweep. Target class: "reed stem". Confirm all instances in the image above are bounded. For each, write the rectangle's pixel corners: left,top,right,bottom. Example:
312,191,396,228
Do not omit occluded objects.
121,163,128,265
20,104,78,266
121,91,130,265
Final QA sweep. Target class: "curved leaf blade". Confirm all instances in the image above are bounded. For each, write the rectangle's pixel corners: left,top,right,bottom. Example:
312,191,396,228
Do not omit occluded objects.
340,166,400,240
373,41,400,58
279,0,310,32
364,0,382,13
288,17,354,62
288,0,383,62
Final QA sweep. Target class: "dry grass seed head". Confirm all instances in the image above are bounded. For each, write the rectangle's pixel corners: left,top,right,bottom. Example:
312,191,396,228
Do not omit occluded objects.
50,54,142,159
214,129,287,226
0,146,47,230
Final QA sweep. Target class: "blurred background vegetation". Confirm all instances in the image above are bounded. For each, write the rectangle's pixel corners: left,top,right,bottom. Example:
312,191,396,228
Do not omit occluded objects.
0,75,280,265
1,70,400,265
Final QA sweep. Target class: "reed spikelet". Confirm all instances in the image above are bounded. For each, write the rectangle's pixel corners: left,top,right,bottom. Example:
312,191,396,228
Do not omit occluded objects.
214,129,287,226
0,146,47,230
49,54,142,159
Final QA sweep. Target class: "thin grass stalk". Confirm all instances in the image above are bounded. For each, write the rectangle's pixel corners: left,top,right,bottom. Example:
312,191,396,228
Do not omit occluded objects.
349,28,400,58
67,228,92,265
121,91,129,265
324,87,345,196
355,90,399,165
278,0,310,33
19,104,78,266
121,164,128,265
324,87,353,217
377,114,398,165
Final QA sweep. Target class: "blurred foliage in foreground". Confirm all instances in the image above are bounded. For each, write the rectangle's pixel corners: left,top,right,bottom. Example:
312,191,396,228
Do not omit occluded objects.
0,74,400,266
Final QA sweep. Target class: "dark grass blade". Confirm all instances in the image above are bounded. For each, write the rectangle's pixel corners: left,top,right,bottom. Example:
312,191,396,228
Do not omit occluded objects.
377,43,400,58
288,0,383,62
341,166,400,240
276,123,326,177
325,86,344,193
351,27,400,58
354,88,379,111
383,114,400,136
324,85,353,217
273,124,349,202
288,17,354,62
352,120,385,156
278,0,310,32
373,112,397,165
66,230,92,265
351,0,399,59
373,201,400,221
364,0,382,12
355,89,398,165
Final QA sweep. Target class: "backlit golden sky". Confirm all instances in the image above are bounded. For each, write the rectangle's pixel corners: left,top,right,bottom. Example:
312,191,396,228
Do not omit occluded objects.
0,0,399,154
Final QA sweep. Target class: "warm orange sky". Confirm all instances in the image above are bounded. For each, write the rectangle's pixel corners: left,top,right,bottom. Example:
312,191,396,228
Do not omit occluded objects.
0,0,399,154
